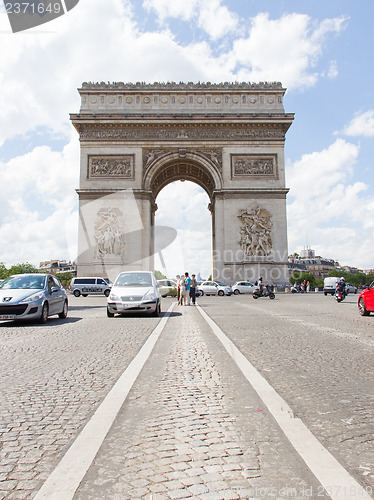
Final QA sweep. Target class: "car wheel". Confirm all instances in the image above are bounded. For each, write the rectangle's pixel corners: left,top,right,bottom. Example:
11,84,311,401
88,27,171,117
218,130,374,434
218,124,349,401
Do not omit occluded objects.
218,290,224,296
358,298,370,316
152,301,161,317
39,303,49,324
82,294,88,297
104,289,110,297
199,290,204,296
73,290,80,297
107,307,115,318
59,300,68,319
234,289,240,295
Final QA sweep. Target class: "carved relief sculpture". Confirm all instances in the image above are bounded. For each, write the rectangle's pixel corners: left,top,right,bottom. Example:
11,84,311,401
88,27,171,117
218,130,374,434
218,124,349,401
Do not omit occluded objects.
94,208,126,259
238,204,273,257
89,156,134,178
231,155,276,177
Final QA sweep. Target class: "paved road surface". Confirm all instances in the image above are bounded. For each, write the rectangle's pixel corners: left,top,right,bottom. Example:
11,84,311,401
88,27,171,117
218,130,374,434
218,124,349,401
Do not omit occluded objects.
0,292,373,499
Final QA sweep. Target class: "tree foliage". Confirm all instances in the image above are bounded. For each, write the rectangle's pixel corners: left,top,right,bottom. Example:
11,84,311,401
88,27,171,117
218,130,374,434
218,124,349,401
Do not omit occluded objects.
154,270,167,280
289,272,319,287
0,262,39,279
55,272,74,288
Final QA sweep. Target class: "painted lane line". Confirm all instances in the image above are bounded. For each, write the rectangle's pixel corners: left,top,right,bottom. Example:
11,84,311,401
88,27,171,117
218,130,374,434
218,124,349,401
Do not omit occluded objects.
34,303,175,500
197,305,373,500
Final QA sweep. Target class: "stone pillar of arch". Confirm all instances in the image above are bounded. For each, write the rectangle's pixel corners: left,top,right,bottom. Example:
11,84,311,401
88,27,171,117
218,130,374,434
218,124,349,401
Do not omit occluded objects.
70,82,294,284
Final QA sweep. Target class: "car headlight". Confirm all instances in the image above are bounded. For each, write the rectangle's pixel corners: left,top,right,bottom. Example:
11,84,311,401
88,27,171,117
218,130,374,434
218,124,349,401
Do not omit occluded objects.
109,293,120,301
21,291,44,303
143,290,156,301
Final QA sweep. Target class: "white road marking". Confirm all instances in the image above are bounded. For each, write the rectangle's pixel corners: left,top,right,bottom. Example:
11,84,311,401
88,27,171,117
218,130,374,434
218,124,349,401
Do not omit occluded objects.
34,303,175,500
197,305,373,500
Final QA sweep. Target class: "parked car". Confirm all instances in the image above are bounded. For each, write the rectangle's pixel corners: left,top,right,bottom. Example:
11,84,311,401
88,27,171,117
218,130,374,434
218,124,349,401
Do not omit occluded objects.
345,283,357,294
107,271,161,317
0,273,68,323
199,281,233,296
69,277,112,297
232,281,257,295
358,281,374,316
157,279,177,297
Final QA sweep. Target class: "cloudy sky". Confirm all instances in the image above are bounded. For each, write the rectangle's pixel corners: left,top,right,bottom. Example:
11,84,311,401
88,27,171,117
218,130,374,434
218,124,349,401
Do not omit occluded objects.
0,0,373,279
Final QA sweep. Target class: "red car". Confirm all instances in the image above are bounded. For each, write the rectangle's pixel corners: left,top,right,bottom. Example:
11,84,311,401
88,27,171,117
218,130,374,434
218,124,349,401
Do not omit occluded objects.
358,282,374,316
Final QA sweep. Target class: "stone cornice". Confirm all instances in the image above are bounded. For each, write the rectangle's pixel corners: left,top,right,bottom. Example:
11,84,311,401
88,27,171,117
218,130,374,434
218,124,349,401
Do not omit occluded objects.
80,81,285,91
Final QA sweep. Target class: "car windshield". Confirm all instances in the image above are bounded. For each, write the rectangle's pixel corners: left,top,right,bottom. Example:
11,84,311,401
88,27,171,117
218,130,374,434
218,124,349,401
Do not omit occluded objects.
0,275,45,290
115,272,153,287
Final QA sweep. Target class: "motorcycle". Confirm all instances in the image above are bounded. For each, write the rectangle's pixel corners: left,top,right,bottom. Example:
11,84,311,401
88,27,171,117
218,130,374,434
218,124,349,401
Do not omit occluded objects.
334,287,346,303
252,284,275,300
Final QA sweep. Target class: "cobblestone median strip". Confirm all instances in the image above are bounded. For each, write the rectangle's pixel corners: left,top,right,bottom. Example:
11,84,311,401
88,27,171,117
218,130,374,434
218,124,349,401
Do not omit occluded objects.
197,305,373,500
33,303,176,500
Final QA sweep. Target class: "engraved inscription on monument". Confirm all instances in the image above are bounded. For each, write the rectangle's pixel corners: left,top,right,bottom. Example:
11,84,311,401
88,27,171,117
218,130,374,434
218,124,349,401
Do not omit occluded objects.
231,155,277,178
238,204,273,257
88,155,134,178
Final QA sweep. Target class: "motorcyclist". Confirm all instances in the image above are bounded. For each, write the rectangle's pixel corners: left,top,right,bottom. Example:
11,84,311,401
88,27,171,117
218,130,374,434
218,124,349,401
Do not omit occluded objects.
258,277,264,294
336,277,346,298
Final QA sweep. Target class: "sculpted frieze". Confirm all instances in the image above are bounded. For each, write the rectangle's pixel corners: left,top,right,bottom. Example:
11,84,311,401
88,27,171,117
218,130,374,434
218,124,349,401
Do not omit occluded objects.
231,155,277,178
238,204,273,257
143,148,223,174
88,155,134,178
79,124,286,142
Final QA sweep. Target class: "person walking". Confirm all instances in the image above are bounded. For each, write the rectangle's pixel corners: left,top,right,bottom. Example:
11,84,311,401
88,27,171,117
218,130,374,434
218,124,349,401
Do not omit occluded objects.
178,275,187,305
190,274,197,305
176,275,181,303
184,272,191,305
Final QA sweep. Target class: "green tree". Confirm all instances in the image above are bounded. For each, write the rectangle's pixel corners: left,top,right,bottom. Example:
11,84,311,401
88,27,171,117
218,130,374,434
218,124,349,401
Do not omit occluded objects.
55,272,74,289
289,272,318,287
0,263,8,279
154,270,167,280
8,263,39,275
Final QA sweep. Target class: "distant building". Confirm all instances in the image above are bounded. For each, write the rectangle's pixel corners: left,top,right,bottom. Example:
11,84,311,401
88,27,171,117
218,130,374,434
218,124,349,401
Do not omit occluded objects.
39,260,77,275
288,249,336,279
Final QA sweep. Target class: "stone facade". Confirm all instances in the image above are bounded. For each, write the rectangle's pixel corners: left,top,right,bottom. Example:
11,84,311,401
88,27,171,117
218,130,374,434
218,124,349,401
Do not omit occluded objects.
71,82,294,284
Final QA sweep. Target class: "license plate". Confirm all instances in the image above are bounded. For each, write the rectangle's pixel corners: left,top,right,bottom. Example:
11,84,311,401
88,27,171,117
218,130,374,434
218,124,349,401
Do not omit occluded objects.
0,315,15,320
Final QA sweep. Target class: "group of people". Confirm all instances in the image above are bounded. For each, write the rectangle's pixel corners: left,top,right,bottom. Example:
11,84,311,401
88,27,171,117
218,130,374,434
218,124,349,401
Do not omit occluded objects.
176,272,198,306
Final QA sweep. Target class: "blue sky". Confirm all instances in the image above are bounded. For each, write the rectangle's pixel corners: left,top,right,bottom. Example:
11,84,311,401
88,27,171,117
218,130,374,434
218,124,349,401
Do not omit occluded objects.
0,0,373,278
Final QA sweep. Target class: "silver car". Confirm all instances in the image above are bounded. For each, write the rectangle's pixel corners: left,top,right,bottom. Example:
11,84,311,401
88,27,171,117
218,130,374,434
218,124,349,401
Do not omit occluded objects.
232,281,257,294
0,274,68,323
198,281,233,296
107,271,161,317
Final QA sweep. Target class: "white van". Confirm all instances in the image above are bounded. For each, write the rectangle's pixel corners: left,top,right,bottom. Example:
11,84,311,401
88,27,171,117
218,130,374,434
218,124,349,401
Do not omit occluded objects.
69,277,112,297
323,277,338,296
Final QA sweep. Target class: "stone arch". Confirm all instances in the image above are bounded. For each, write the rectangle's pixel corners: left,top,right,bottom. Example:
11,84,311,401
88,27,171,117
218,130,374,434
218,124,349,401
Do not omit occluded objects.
143,150,222,200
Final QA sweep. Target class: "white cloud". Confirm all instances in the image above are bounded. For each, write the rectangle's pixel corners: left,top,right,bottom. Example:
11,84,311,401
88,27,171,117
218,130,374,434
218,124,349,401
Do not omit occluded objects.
342,110,374,137
230,13,347,90
0,137,79,266
155,181,212,278
286,139,374,268
142,0,238,39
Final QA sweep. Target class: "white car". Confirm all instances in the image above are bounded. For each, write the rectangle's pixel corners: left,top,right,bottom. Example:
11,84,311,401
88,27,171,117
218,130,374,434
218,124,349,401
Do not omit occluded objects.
232,281,257,294
346,283,357,294
107,271,161,317
199,281,233,296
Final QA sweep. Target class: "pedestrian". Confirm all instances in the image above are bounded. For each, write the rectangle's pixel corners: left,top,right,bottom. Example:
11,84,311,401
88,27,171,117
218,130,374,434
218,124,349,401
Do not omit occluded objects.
190,274,198,305
176,274,181,302
306,281,310,293
184,272,191,305
179,275,187,305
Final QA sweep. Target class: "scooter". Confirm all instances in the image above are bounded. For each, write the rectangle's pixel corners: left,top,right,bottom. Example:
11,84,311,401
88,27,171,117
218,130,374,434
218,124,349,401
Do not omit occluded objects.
252,284,275,300
334,287,346,303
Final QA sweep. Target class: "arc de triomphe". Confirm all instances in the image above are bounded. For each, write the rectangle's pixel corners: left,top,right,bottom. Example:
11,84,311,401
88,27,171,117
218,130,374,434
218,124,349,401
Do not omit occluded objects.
70,82,294,284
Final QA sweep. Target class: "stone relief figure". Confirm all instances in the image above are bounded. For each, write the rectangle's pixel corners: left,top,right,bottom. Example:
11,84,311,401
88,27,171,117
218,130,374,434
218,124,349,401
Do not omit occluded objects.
94,208,126,259
233,157,274,176
90,157,133,177
238,204,273,256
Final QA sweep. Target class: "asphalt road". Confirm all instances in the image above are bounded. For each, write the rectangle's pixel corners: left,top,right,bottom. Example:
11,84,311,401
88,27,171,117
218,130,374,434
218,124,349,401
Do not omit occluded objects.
0,292,373,499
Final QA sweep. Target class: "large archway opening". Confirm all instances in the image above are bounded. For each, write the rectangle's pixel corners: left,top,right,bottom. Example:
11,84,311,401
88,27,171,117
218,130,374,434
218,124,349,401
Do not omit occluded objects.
154,180,212,281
